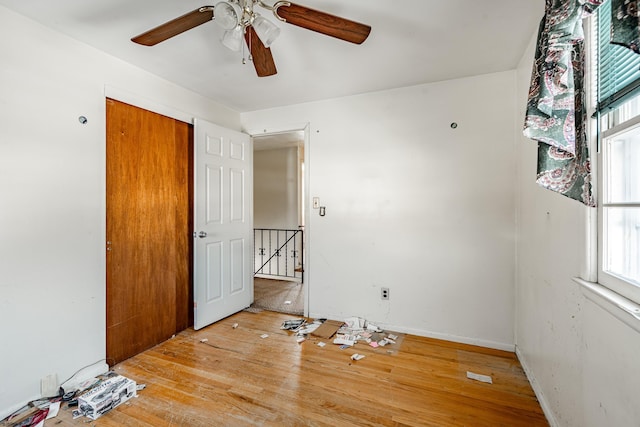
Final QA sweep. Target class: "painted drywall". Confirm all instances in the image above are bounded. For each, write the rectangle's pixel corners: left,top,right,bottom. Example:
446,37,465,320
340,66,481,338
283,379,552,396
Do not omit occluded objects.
514,31,640,426
0,6,240,419
243,71,518,350
254,147,299,229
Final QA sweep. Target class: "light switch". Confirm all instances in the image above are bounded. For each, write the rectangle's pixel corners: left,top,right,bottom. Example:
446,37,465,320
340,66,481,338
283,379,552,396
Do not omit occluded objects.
312,197,320,209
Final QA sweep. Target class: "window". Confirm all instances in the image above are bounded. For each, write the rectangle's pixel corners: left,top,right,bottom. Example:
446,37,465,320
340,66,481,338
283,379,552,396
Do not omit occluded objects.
594,3,640,304
599,120,640,303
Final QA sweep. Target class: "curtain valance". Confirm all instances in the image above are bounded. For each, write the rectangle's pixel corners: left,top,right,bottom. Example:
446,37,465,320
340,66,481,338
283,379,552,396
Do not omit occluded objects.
524,0,640,206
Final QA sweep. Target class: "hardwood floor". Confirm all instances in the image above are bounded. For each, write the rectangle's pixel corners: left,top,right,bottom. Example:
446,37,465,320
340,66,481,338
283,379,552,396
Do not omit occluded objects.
53,311,547,426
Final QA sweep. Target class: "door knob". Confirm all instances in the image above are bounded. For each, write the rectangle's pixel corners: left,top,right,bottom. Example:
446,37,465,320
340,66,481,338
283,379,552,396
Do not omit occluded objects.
198,231,207,238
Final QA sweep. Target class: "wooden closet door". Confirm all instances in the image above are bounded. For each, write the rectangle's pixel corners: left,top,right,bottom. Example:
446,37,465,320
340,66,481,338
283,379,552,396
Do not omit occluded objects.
106,98,193,365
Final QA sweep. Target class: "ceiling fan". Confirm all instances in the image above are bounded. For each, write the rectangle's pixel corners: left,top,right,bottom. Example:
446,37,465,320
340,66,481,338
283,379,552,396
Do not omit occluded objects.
131,1,371,77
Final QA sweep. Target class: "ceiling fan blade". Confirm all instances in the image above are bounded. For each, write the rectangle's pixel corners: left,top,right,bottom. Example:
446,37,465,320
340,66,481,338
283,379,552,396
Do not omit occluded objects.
132,7,214,46
275,3,371,44
245,26,277,77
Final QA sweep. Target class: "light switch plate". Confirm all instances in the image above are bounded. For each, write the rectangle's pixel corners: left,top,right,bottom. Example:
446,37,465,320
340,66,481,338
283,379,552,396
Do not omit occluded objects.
312,197,320,209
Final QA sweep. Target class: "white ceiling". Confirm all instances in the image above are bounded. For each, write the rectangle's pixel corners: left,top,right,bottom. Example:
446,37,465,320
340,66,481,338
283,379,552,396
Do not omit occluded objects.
0,0,544,113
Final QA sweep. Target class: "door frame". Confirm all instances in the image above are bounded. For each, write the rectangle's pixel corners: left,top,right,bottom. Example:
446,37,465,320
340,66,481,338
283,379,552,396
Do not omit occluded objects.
248,123,311,317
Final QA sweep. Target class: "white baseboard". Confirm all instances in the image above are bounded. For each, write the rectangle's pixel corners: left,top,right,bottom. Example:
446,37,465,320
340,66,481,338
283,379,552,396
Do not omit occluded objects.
515,346,557,427
61,361,110,393
378,322,515,352
308,312,514,351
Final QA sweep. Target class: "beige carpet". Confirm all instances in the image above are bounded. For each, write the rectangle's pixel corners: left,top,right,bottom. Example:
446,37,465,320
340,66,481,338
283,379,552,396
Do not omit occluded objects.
252,278,304,315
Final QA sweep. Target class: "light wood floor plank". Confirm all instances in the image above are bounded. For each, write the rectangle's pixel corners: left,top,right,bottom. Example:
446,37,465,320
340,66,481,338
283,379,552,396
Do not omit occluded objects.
50,310,547,426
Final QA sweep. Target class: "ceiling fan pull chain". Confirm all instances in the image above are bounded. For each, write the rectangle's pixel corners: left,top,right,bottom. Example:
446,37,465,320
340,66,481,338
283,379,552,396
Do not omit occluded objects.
241,27,246,64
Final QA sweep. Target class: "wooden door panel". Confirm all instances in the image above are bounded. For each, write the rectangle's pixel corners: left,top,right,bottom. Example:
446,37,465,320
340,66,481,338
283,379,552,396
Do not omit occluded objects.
106,99,192,365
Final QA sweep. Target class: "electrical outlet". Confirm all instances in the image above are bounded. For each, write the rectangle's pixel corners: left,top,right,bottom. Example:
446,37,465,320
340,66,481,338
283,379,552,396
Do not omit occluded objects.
381,287,389,300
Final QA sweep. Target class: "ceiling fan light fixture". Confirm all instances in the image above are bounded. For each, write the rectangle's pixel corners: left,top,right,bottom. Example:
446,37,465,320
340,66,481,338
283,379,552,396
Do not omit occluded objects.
221,25,244,52
214,1,242,31
252,15,280,47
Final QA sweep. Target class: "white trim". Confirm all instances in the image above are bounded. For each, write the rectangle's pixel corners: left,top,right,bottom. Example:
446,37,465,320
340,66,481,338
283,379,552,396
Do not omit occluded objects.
584,16,599,283
309,313,515,352
515,346,558,427
104,85,194,124
574,277,640,333
248,123,311,318
597,127,640,303
376,323,515,352
601,112,640,139
60,362,110,394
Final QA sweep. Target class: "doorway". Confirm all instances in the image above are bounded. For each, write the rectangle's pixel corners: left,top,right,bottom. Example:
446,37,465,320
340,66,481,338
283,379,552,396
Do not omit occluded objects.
106,98,193,365
251,130,306,315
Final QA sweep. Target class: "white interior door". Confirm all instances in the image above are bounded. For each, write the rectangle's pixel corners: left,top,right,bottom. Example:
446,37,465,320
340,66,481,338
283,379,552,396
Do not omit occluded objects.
194,119,253,330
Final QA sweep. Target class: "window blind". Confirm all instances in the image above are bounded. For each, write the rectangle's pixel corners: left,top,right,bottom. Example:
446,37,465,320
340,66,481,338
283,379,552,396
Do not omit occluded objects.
597,0,640,111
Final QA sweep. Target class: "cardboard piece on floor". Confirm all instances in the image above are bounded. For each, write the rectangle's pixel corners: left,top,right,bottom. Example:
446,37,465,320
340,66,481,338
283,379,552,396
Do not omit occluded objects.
311,319,344,339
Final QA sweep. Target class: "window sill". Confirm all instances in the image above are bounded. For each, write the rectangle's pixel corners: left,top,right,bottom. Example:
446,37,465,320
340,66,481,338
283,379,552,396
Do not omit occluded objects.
574,277,640,334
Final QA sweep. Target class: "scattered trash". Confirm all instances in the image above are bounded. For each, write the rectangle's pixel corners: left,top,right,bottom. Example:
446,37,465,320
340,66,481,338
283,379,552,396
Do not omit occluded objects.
281,319,306,331
19,373,140,422
344,317,366,329
76,377,101,393
260,334,269,339
311,319,344,339
136,384,146,391
367,323,383,333
4,405,44,426
62,390,76,401
284,300,292,305
76,374,137,420
297,322,321,335
232,323,239,329
333,336,355,346
350,354,366,361
200,338,209,343
45,401,60,420
277,315,402,361
466,371,493,384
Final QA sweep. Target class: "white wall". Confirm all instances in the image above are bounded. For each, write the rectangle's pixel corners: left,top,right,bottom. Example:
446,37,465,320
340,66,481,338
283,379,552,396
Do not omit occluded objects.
254,147,299,229
514,33,640,426
0,6,240,419
243,71,518,350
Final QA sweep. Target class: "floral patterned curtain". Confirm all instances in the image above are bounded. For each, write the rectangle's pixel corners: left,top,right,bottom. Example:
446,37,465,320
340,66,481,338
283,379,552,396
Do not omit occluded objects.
523,0,640,206
611,0,640,52
523,0,603,207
